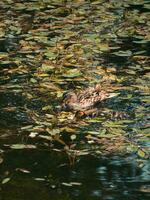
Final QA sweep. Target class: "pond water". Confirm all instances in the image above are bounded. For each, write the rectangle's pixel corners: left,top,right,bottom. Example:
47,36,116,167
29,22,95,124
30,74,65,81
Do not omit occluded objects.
0,150,149,200
0,0,150,199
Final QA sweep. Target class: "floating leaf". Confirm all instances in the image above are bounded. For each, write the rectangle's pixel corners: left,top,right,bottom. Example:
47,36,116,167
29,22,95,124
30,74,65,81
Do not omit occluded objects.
41,64,55,72
2,177,11,184
30,78,37,83
21,125,33,130
34,178,45,181
70,182,82,186
47,128,60,136
0,156,3,164
70,134,76,140
133,39,150,44
10,144,36,149
42,106,53,111
137,149,146,158
16,168,31,174
61,182,73,187
38,135,52,141
44,51,57,60
112,50,132,57
62,69,82,78
29,132,38,138
104,121,128,128
97,43,110,51
87,131,100,135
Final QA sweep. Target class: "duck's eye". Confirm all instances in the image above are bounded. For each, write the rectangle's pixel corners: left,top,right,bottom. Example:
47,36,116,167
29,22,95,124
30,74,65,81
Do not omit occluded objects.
63,92,68,100
63,92,73,100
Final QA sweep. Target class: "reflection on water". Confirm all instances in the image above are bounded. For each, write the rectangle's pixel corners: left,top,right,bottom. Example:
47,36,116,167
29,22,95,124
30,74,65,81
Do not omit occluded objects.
0,150,149,200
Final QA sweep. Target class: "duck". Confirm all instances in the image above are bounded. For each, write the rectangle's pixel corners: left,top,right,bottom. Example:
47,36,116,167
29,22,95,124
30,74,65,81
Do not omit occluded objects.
62,84,118,114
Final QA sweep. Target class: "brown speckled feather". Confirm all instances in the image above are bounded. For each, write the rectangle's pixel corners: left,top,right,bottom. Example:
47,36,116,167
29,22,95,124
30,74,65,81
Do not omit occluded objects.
62,84,115,112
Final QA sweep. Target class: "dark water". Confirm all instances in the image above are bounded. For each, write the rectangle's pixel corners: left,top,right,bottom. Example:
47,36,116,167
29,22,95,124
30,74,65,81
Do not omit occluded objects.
0,150,150,200
0,0,150,199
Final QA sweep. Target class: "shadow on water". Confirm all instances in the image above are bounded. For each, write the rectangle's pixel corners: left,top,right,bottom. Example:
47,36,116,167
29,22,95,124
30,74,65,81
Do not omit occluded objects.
0,150,149,200
0,92,30,128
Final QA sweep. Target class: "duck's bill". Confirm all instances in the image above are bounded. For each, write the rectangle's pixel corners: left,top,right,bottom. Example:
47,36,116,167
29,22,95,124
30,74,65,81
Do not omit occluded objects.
107,93,120,98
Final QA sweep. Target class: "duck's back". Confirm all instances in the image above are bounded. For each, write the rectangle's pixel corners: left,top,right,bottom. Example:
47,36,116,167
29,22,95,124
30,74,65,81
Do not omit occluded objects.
63,85,109,111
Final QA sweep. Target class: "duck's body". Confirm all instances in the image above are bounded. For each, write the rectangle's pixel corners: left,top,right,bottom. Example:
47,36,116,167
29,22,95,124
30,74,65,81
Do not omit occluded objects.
63,84,117,112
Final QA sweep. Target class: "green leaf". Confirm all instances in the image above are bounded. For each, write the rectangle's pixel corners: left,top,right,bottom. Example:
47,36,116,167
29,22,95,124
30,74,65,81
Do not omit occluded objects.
2,177,11,184
104,121,128,128
62,69,82,78
112,50,132,57
38,135,52,141
30,78,37,83
41,64,55,72
137,149,146,158
10,144,36,149
44,51,57,60
48,128,60,136
87,131,100,135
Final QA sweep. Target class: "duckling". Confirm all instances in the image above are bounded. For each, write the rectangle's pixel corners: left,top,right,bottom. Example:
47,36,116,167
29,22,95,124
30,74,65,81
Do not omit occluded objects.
62,84,117,113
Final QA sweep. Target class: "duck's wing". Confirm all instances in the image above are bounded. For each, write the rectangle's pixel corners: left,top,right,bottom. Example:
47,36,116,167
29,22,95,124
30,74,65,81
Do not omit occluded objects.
77,88,108,109
77,85,100,100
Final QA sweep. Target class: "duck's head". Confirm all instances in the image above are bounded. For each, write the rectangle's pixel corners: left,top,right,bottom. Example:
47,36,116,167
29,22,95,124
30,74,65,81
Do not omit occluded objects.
62,91,77,110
